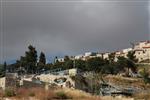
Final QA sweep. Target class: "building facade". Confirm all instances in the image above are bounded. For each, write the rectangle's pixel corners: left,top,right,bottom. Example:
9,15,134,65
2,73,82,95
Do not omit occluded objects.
134,41,150,62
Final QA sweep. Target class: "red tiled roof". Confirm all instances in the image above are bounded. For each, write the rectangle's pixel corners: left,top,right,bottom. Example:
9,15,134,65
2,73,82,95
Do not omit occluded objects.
142,46,150,49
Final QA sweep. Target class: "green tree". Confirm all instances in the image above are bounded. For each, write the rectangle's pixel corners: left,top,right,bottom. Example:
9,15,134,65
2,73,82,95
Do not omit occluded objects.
86,57,106,72
4,61,7,73
127,51,138,63
74,59,86,70
54,61,64,69
38,52,46,72
117,56,136,76
140,68,150,84
20,56,26,67
117,56,127,72
108,52,115,64
101,64,118,74
45,63,53,70
64,60,73,69
25,45,38,73
39,52,46,65
0,62,7,77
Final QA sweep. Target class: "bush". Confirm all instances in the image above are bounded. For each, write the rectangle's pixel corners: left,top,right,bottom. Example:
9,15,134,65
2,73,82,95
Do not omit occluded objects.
55,91,70,99
5,89,15,97
29,92,35,97
139,68,150,84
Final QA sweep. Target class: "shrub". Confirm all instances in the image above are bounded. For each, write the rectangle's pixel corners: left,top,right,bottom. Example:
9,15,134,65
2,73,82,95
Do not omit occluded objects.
55,91,70,99
29,92,35,97
5,89,15,97
139,68,150,84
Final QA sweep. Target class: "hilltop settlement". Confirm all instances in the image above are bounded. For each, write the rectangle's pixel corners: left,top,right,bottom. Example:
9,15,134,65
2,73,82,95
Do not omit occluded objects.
0,40,150,99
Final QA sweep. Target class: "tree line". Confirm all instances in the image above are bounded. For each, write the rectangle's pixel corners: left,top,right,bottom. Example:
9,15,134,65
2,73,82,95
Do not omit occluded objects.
0,45,138,76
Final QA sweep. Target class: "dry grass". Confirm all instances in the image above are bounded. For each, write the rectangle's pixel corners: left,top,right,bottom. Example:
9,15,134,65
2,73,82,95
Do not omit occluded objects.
100,96,134,100
133,92,150,100
0,87,101,100
15,87,55,100
54,88,101,100
105,75,150,89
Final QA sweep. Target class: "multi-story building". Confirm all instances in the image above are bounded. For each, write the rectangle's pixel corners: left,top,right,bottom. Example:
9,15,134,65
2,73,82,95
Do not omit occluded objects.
134,41,150,62
114,48,133,61
56,40,150,63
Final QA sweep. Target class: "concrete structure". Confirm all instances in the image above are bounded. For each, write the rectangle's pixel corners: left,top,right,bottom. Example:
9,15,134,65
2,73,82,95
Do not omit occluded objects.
36,74,75,88
134,41,150,62
103,52,110,59
68,68,80,76
0,77,6,90
75,54,84,60
96,53,103,58
85,52,93,57
33,68,80,88
0,73,18,90
114,48,133,61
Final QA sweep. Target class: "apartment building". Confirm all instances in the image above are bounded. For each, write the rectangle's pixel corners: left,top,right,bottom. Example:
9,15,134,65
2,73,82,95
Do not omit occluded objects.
56,40,150,63
134,41,150,62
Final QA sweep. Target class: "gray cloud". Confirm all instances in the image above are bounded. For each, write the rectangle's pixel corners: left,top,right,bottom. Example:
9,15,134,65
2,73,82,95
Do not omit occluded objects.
0,0,149,63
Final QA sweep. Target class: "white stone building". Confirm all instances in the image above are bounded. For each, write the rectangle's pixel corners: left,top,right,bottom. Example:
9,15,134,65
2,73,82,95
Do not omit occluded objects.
96,53,103,58
75,54,84,60
103,52,110,59
134,41,150,62
85,52,93,57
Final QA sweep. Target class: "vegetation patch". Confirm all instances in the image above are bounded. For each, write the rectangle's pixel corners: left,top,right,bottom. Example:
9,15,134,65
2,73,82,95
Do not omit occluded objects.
4,89,16,97
55,91,71,99
28,92,35,97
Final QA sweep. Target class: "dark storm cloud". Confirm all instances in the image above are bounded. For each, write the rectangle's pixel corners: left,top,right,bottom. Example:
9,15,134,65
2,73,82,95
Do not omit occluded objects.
0,0,149,63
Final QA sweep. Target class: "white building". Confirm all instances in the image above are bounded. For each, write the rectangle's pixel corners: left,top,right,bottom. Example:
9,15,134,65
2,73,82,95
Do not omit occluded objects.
85,52,93,57
0,77,6,90
122,48,133,53
96,53,103,58
103,52,110,59
75,54,84,60
134,41,150,62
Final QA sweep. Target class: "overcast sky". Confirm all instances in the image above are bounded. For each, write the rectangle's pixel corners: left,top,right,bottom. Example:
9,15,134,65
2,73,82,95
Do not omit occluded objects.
0,0,150,64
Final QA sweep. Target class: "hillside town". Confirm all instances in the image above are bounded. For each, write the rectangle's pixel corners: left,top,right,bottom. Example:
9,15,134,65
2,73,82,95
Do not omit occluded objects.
0,40,149,100
57,40,150,64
